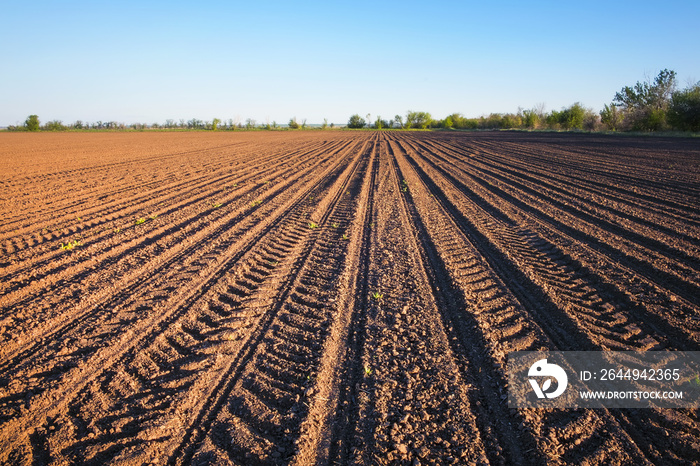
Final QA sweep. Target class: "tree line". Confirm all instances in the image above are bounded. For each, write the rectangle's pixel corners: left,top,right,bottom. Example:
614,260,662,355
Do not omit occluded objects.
6,116,332,132
7,69,699,133
346,69,699,132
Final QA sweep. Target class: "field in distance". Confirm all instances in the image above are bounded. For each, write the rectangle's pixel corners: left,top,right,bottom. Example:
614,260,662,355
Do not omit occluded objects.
0,130,698,464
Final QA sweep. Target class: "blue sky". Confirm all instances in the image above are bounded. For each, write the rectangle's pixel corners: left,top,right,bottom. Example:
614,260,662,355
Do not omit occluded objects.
1,0,698,126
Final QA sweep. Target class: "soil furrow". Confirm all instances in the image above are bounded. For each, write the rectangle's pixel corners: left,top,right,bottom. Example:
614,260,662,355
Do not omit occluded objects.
404,139,700,343
0,142,354,379
427,136,700,252
0,137,331,245
0,137,370,462
0,138,340,284
2,130,697,465
388,134,651,464
410,136,700,290
396,135,699,463
171,136,375,465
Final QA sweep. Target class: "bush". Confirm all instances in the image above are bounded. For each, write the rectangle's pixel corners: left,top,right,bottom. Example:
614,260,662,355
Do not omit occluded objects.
479,113,504,129
560,103,585,129
347,114,366,129
288,117,300,129
668,83,700,131
25,115,40,131
522,110,540,129
372,117,391,129
613,69,677,131
405,111,432,129
43,120,67,131
600,104,622,131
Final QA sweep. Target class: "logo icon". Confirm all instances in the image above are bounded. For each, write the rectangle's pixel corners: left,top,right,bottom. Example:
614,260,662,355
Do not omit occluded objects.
528,358,568,399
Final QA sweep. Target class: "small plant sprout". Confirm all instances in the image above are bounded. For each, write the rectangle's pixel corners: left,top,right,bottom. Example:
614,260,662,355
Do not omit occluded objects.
401,179,409,193
221,331,238,341
364,365,373,376
213,202,223,208
308,222,319,229
371,291,384,300
60,239,82,251
341,233,349,240
331,222,339,228
114,228,121,233
135,218,146,225
149,214,158,220
251,200,263,207
692,374,700,386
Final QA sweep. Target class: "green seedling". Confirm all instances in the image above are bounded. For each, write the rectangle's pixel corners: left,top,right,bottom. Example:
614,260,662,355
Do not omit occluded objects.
341,233,349,240
364,365,373,376
149,214,158,220
371,291,384,300
331,222,339,228
213,203,223,208
114,228,121,233
308,222,319,229
251,200,263,207
401,179,409,193
135,218,146,225
60,239,82,251
692,374,700,386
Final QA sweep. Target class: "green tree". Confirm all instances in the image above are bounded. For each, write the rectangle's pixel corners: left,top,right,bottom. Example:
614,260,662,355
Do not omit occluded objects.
187,118,204,129
522,109,540,128
613,69,677,131
405,111,432,129
600,104,623,131
668,83,700,131
43,120,67,131
212,118,221,131
347,114,366,128
25,114,40,131
559,102,585,130
373,116,390,129
288,117,300,129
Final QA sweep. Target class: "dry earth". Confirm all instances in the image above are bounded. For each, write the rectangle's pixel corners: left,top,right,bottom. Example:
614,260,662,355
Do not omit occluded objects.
0,130,698,465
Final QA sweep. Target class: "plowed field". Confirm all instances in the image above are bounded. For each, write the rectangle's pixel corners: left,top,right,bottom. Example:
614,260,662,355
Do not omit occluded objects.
1,130,699,465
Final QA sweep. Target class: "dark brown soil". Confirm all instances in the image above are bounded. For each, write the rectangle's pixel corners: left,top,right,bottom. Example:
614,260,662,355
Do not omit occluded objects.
1,130,698,465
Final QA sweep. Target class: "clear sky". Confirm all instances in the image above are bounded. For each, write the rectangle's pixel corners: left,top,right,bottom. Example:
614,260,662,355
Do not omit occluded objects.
1,0,699,126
